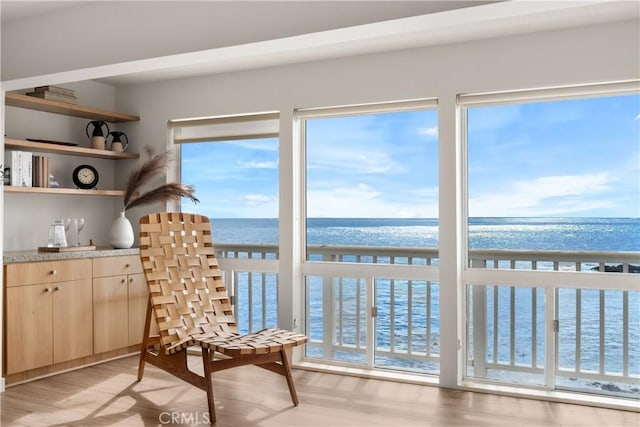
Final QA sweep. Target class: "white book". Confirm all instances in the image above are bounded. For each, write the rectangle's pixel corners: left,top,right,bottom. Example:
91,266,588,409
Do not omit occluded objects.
10,151,22,186
10,151,17,186
21,151,33,187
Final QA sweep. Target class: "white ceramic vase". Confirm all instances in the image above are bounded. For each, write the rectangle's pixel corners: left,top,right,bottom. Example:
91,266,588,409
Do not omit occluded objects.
110,211,134,248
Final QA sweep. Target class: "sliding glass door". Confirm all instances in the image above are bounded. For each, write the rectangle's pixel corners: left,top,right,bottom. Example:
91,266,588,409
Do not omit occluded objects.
462,87,640,398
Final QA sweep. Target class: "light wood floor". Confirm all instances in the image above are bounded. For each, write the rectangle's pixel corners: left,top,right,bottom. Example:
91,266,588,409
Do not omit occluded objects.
1,355,638,426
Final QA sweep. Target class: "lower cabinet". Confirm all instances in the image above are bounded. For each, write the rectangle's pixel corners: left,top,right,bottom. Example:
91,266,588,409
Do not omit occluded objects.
3,253,152,381
92,255,152,353
4,259,93,375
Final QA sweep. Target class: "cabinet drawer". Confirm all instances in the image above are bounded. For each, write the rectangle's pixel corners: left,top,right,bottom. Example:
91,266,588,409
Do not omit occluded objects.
5,259,92,287
93,255,142,277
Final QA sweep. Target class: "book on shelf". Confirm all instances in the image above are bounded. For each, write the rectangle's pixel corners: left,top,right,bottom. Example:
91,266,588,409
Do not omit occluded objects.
10,151,21,187
40,156,45,188
33,85,76,97
26,90,78,104
32,155,39,187
22,151,32,188
9,150,33,187
22,151,33,187
30,155,50,188
43,156,50,188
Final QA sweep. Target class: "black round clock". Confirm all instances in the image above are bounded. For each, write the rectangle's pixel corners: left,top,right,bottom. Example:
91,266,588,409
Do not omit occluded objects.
72,164,99,189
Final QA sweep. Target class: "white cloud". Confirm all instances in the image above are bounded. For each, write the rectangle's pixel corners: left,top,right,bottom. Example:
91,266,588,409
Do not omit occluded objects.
232,140,278,151
635,113,640,121
243,194,273,205
307,183,438,218
308,145,404,174
238,160,277,169
418,126,438,137
469,173,614,217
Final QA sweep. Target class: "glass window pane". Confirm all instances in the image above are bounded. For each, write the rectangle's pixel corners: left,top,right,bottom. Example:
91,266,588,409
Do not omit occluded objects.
304,109,439,264
467,94,640,271
556,288,640,397
466,284,546,387
180,138,279,334
304,276,368,366
375,279,440,374
180,138,279,244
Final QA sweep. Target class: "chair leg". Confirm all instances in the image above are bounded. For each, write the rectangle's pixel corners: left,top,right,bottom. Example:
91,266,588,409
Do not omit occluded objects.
201,347,217,425
280,349,299,406
137,297,153,381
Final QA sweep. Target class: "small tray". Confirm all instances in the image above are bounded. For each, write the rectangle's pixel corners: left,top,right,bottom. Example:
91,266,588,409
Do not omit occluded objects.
26,138,78,146
38,245,97,252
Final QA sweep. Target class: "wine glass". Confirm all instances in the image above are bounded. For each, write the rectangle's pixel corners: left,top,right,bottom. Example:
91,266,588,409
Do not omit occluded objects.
64,218,72,242
74,218,85,246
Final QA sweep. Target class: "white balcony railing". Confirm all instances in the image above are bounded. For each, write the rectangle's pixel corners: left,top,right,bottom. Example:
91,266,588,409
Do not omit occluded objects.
215,243,639,397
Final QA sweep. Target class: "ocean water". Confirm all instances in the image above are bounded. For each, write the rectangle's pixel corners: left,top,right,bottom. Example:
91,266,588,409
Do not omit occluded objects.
210,217,640,252
210,217,640,394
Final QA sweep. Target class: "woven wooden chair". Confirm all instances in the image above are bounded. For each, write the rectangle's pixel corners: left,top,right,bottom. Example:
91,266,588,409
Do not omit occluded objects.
137,212,307,424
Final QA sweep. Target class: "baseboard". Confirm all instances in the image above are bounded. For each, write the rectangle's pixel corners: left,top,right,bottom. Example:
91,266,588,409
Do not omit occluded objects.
4,346,141,387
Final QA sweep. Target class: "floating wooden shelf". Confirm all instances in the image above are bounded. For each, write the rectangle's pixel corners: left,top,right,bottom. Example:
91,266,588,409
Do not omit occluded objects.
4,92,140,197
4,186,125,196
5,92,140,123
4,138,139,160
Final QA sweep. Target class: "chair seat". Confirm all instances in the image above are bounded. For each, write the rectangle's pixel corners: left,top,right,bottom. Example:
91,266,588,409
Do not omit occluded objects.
165,328,307,356
199,328,307,356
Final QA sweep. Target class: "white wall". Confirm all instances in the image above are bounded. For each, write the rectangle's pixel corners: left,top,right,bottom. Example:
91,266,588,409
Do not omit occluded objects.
115,19,639,120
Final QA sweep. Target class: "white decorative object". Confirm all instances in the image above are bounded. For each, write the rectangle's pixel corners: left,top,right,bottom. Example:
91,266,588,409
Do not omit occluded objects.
110,211,134,248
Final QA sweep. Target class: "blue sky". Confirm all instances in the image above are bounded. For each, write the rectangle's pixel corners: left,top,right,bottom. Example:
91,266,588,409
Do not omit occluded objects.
468,94,640,217
305,110,439,218
182,94,639,219
181,138,279,218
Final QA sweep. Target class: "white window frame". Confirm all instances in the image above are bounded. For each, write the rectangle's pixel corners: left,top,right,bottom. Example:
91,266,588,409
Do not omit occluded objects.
294,98,441,374
169,111,282,332
168,110,280,210
458,80,640,395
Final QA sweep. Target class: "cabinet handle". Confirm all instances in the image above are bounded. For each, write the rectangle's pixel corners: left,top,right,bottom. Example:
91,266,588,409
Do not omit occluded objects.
125,263,130,268
121,278,126,284
44,287,51,292
54,286,60,291
129,277,134,283
50,270,57,275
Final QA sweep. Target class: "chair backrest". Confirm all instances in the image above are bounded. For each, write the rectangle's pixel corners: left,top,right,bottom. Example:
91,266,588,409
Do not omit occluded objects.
139,212,238,351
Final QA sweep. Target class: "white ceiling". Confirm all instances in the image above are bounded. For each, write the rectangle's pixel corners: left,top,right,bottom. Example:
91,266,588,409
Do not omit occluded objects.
0,0,490,24
98,0,640,86
0,0,88,23
2,1,638,88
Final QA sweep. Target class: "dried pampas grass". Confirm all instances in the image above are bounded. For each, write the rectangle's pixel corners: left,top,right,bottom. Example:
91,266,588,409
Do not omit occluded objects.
123,147,199,211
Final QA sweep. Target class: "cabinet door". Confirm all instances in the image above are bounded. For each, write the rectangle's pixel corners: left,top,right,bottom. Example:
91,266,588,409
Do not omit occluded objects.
93,276,129,353
52,279,93,364
127,273,159,346
5,285,53,374
127,273,148,346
